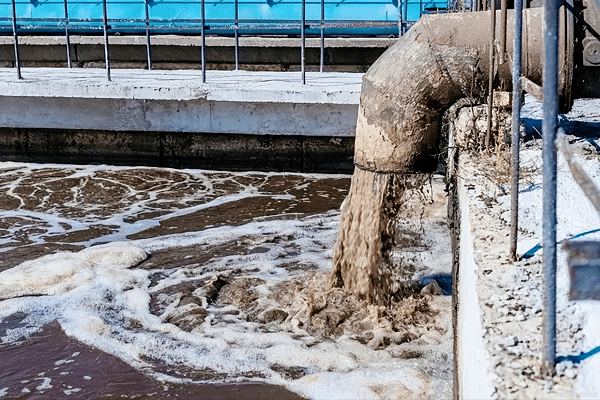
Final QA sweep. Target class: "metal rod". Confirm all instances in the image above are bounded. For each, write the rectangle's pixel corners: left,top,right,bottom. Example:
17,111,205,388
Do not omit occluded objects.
301,0,305,84
420,0,423,18
320,0,324,73
234,0,239,70
500,0,507,62
542,0,559,377
145,0,152,70
403,0,408,34
510,0,523,261
201,0,206,83
11,0,21,79
485,0,496,150
102,0,111,81
63,0,72,68
398,0,402,36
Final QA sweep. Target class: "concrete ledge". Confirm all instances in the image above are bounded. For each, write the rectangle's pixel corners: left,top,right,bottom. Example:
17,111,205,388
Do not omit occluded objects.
455,174,497,399
0,68,362,103
0,35,397,48
0,69,359,172
0,36,395,71
0,69,361,136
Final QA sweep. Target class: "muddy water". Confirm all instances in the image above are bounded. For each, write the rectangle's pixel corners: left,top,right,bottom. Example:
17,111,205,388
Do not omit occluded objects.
331,168,431,304
0,162,453,399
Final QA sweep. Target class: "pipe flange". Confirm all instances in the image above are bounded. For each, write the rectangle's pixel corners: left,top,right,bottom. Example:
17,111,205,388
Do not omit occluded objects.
583,37,600,66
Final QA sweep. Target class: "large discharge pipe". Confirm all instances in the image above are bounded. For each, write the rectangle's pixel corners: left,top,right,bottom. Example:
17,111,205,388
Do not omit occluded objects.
353,7,572,174
332,7,574,304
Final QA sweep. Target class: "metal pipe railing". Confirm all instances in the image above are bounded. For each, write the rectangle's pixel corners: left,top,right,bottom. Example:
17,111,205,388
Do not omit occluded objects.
63,0,72,68
11,0,21,79
485,0,496,150
301,0,306,84
403,0,409,34
509,0,523,261
542,0,560,377
3,0,438,81
201,0,206,83
102,0,111,81
145,0,152,70
320,0,325,73
500,0,507,60
234,0,239,70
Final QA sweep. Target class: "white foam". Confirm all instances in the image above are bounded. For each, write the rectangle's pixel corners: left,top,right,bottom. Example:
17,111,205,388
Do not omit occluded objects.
0,242,147,300
0,164,452,399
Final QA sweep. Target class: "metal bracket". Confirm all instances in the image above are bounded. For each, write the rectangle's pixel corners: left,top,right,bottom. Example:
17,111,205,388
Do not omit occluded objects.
564,241,600,300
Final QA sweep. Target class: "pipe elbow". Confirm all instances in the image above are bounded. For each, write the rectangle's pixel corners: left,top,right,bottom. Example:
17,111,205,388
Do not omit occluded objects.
354,9,548,173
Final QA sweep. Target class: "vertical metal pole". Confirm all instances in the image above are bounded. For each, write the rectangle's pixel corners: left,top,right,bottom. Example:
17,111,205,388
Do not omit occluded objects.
500,0,507,62
509,0,523,261
419,0,423,18
201,0,206,83
485,0,496,150
403,0,408,33
398,0,402,36
542,0,559,377
301,0,306,84
102,0,111,81
11,0,21,79
234,0,239,70
63,0,72,68
320,0,324,73
145,0,152,70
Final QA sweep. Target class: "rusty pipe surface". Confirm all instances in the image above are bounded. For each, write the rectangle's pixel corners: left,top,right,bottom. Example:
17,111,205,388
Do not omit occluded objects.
354,8,571,173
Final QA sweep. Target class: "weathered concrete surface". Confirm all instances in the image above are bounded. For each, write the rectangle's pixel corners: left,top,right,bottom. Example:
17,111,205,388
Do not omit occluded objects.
0,69,360,135
354,9,545,173
0,69,359,172
0,128,354,173
0,36,395,72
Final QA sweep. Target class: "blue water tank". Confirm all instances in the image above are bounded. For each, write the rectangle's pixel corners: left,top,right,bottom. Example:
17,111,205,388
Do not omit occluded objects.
0,0,449,35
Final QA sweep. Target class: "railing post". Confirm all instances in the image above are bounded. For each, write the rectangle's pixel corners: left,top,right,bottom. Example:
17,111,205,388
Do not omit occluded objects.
145,0,152,70
500,0,507,60
11,0,21,79
485,0,496,150
234,0,239,70
320,0,324,73
301,0,306,84
397,0,402,36
201,0,206,83
509,0,523,261
403,0,408,34
542,0,559,378
102,0,111,81
63,0,72,68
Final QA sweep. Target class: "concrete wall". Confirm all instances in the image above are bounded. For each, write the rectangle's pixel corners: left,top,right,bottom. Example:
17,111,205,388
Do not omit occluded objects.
0,69,361,172
0,96,358,137
0,127,355,173
455,180,496,399
0,36,395,72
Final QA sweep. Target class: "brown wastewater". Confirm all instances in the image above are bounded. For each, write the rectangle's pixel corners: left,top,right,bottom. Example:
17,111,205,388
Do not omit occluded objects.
0,10,478,399
0,160,453,399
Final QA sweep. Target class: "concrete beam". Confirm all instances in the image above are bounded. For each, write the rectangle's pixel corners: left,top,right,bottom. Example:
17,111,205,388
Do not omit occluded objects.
0,68,360,172
0,36,395,71
0,69,361,135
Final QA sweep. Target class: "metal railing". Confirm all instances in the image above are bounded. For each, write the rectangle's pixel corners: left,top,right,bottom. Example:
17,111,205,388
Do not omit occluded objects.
508,0,600,377
2,0,448,83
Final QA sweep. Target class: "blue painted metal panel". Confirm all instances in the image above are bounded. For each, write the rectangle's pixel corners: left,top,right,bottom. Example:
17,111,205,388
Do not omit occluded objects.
0,0,448,35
